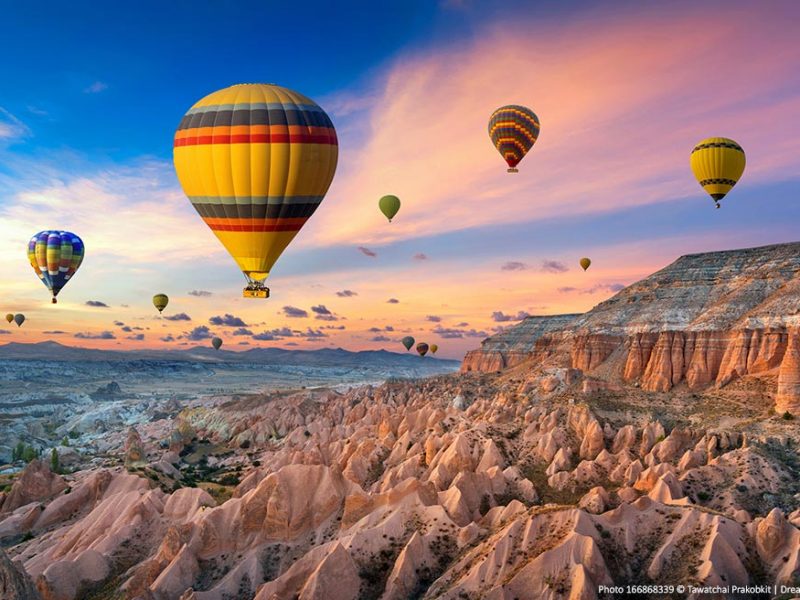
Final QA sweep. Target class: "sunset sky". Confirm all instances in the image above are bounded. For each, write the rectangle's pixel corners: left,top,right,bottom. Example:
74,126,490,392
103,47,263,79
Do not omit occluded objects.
1,0,799,359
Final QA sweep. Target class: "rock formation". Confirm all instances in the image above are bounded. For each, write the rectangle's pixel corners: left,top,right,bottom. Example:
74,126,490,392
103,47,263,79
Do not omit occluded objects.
463,242,800,413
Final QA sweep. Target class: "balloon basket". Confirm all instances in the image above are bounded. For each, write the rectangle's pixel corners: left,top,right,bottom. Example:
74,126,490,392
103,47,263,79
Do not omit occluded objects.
507,168,519,173
52,298,57,304
243,286,269,299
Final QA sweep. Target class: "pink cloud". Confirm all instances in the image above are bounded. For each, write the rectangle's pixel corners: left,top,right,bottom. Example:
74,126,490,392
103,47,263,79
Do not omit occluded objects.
305,4,800,247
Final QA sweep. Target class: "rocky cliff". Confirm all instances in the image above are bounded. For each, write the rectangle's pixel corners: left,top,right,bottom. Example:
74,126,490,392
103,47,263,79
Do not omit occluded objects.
463,242,800,413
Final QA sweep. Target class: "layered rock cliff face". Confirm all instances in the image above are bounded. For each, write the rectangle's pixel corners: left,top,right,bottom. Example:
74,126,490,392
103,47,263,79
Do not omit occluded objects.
463,242,800,412
462,314,581,372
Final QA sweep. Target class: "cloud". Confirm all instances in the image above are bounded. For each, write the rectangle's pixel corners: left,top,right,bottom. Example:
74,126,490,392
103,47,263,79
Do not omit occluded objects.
358,246,377,257
74,331,115,339
188,290,212,297
160,334,175,342
126,333,145,341
164,312,191,321
457,322,469,327
311,304,339,321
282,306,309,318
491,310,531,322
43,330,66,335
113,321,125,326
302,328,328,339
232,328,253,336
0,330,10,335
84,81,108,94
385,326,394,331
558,283,626,294
209,313,247,327
322,325,346,330
121,326,132,332
413,253,428,261
0,106,29,141
252,327,295,341
387,298,399,303
337,290,358,297
541,260,568,273
371,335,391,342
85,300,108,308
426,315,442,322
184,326,212,341
238,341,251,346
501,261,527,271
432,325,488,339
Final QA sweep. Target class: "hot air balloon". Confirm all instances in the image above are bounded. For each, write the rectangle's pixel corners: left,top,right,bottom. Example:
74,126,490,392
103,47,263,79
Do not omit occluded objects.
212,337,223,350
488,105,540,173
430,344,438,354
5,314,12,324
690,137,745,208
580,258,591,271
173,84,338,298
27,231,84,303
153,294,169,313
416,342,429,357
379,195,401,222
14,314,25,327
401,336,415,351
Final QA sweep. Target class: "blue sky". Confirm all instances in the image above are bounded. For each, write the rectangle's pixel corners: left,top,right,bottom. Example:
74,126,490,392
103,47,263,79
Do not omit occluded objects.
1,0,799,358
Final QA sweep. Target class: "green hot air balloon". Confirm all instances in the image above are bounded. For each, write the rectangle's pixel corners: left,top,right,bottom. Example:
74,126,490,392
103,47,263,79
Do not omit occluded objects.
153,294,169,313
401,336,415,351
430,344,438,354
379,195,401,222
416,342,429,357
14,314,25,327
5,314,13,324
212,337,223,350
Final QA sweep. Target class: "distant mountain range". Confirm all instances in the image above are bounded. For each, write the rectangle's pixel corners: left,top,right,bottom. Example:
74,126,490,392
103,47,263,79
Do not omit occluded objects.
0,341,459,368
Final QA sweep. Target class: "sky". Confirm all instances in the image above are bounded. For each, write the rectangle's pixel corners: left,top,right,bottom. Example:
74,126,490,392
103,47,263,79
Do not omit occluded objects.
1,0,799,359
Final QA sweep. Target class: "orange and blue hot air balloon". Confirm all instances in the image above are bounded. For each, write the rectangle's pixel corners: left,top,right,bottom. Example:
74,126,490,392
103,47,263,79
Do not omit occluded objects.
488,105,540,173
27,231,84,304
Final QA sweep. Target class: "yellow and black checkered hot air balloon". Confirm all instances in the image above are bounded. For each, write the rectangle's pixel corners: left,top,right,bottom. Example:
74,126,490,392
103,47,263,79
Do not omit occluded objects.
690,137,745,209
173,84,338,298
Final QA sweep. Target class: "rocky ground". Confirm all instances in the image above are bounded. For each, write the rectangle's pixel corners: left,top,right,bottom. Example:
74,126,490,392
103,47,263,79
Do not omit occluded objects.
1,364,798,600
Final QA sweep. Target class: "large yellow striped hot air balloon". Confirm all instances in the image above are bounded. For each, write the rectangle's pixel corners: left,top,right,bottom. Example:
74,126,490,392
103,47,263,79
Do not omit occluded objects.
173,84,338,298
690,137,745,209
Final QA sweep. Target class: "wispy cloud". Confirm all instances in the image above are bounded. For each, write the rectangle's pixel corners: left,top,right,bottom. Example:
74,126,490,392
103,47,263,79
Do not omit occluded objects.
337,290,358,297
188,290,212,297
0,107,29,141
387,298,399,303
209,313,247,327
85,300,108,308
541,260,568,273
358,246,377,257
501,261,527,271
491,310,530,322
413,253,428,261
164,313,191,321
75,331,115,339
84,81,108,94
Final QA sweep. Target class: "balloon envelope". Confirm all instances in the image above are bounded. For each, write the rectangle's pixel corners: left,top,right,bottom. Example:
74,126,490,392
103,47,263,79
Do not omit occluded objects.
488,105,540,172
14,314,25,327
580,258,591,271
5,314,12,323
378,195,401,222
153,294,169,313
690,137,745,207
212,337,223,350
430,344,438,354
27,231,84,303
401,336,415,351
173,83,338,287
416,342,429,357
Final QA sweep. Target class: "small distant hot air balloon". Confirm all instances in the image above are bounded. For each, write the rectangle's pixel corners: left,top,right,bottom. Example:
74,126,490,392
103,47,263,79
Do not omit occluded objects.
690,137,745,208
488,105,540,173
212,337,223,350
580,258,591,271
401,336,415,351
27,231,84,303
14,314,25,327
5,314,13,324
153,294,169,313
416,342,429,357
430,344,438,354
173,83,338,299
378,195,401,222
